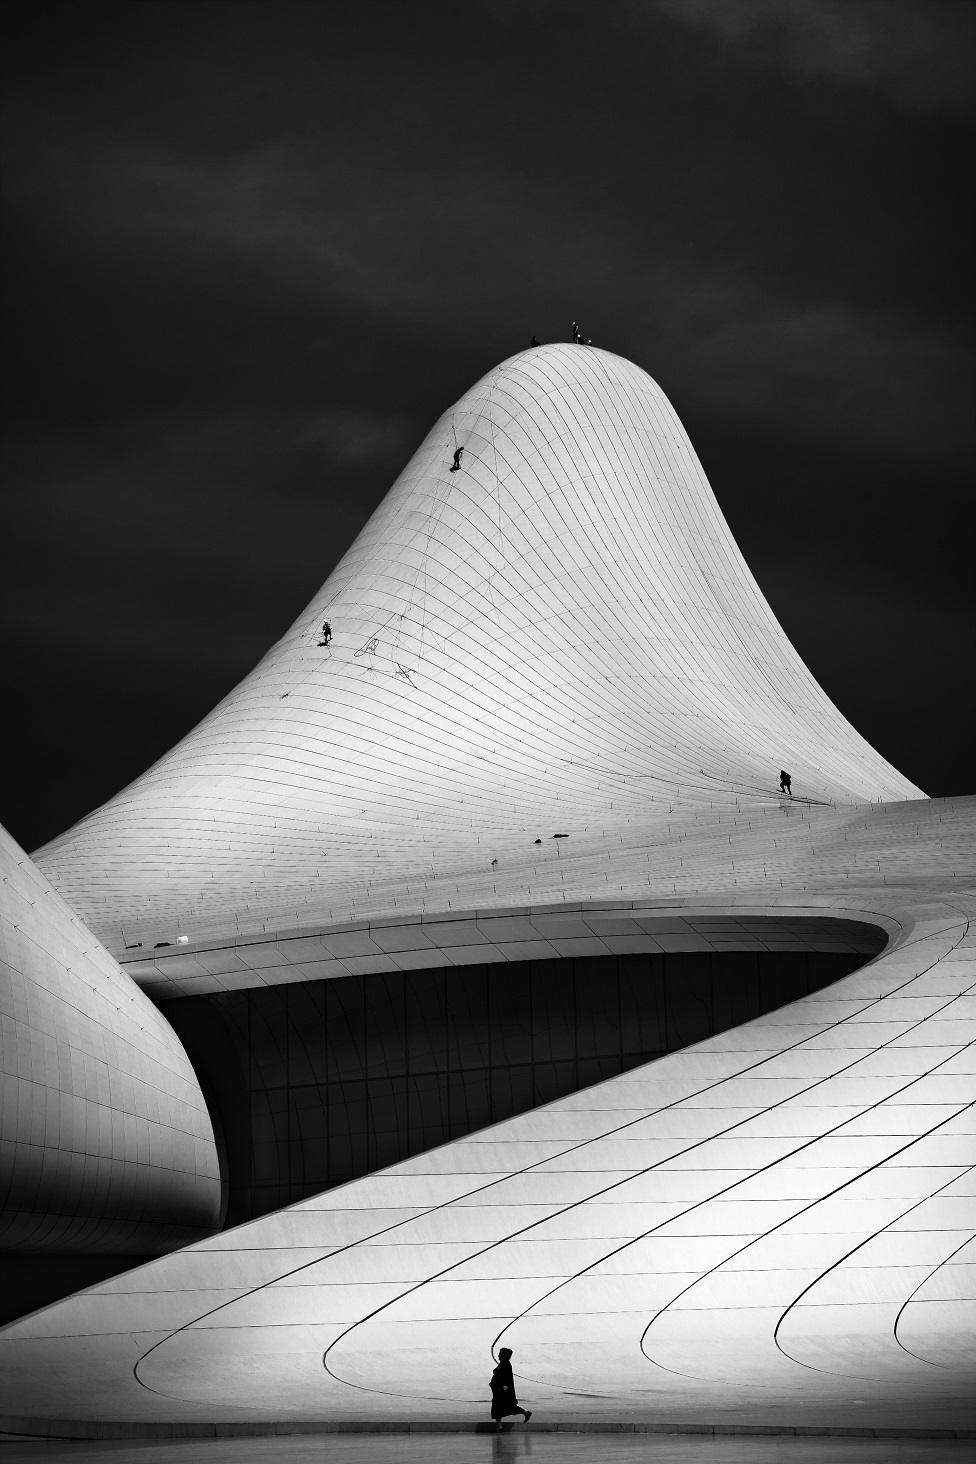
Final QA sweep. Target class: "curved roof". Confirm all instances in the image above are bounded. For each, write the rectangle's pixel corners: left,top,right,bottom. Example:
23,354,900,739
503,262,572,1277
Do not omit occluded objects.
35,345,920,953
0,823,221,1251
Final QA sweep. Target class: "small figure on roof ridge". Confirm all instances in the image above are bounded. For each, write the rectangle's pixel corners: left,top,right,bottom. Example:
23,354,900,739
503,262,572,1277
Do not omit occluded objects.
450,446,463,472
779,769,793,798
317,620,332,647
530,334,539,347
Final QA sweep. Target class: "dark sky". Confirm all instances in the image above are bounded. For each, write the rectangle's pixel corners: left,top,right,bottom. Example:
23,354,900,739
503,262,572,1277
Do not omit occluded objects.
3,0,974,852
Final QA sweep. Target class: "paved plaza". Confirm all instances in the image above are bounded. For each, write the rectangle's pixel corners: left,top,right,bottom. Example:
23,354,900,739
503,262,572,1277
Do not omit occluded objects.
2,1431,973,1464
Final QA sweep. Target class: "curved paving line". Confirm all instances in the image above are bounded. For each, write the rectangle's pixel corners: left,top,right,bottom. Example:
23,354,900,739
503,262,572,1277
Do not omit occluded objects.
628,924,974,1381
892,1226,976,1368
491,922,973,1386
768,1154,975,1380
305,921,967,1402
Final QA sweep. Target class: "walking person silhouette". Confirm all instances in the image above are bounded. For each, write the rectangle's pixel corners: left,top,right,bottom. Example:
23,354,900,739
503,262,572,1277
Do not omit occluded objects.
779,769,792,797
489,1347,532,1430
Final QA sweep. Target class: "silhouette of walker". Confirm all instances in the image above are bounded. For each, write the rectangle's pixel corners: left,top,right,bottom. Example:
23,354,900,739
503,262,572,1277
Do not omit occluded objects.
489,1347,532,1431
779,769,793,797
317,621,332,647
450,446,463,472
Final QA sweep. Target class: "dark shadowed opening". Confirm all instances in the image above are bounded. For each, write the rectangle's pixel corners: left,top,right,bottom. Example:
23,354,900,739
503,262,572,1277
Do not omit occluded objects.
165,931,883,1225
0,922,884,1324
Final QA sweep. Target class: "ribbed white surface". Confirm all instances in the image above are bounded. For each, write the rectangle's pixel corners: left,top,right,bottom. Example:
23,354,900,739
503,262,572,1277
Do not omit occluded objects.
0,806,972,1429
118,797,966,998
35,346,920,950
0,824,221,1250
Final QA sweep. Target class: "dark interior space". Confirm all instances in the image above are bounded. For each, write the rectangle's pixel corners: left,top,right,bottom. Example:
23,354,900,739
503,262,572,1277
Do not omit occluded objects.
0,1253,146,1330
165,944,877,1224
0,934,882,1327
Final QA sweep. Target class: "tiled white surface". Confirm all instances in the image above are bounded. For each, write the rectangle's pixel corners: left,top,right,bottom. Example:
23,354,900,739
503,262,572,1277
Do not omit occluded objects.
3,872,974,1415
0,347,972,1434
121,903,895,999
0,825,221,1250
0,872,970,1432
33,346,920,954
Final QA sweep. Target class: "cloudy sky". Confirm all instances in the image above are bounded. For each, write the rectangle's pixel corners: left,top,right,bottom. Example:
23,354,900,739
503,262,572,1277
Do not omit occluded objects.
3,0,973,851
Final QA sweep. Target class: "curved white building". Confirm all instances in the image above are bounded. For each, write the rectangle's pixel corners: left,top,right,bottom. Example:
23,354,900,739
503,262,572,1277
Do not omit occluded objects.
0,824,221,1253
0,346,972,1441
34,346,919,953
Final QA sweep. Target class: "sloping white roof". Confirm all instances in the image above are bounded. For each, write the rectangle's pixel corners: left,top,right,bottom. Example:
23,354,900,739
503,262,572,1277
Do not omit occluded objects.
0,822,221,1251
34,345,920,953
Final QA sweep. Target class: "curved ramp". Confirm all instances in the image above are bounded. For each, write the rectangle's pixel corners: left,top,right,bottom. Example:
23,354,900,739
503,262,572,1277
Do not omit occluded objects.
0,805,972,1433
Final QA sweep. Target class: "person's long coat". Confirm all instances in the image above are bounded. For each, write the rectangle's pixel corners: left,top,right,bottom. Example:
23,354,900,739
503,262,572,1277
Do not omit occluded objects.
490,1356,521,1420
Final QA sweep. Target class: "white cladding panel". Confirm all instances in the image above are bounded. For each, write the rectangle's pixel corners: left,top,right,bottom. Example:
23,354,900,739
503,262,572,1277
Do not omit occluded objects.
34,346,919,950
0,824,222,1250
